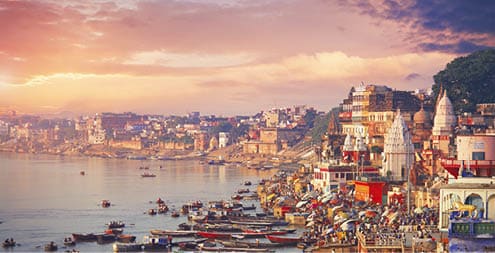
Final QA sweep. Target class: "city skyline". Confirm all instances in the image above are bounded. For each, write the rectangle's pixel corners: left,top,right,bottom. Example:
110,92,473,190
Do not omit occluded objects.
1,0,494,116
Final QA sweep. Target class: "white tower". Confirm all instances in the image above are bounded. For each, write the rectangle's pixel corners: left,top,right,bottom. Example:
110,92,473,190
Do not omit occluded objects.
382,110,414,181
432,90,456,156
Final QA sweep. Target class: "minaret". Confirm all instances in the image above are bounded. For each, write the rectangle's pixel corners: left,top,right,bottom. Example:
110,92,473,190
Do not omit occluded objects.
432,90,456,157
382,110,415,181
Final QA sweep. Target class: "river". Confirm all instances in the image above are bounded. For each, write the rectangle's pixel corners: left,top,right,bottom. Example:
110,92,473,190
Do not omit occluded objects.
0,152,289,252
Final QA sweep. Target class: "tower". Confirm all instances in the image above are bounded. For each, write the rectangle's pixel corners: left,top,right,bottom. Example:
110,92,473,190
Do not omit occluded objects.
382,110,414,181
432,90,456,157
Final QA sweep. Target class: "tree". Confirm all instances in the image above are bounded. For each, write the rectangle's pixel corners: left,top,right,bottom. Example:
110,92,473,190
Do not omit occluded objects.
432,49,495,114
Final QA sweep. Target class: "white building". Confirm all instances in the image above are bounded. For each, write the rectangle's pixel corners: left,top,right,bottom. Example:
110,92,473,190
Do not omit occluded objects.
432,90,456,156
382,110,414,181
218,132,230,148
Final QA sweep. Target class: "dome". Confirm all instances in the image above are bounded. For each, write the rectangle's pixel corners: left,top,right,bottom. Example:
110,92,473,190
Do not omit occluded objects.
413,106,431,124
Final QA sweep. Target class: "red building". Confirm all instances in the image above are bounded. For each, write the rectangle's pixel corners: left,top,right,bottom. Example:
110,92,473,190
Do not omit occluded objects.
354,181,386,205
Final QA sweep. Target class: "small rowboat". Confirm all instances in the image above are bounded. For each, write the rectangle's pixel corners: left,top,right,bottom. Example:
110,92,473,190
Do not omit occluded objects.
265,235,302,245
150,230,198,237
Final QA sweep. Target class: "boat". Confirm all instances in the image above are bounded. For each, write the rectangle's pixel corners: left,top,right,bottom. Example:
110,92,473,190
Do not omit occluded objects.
156,198,164,204
197,231,236,239
216,239,283,248
107,221,125,229
2,238,16,248
150,230,198,237
117,234,136,243
141,235,170,251
101,200,111,208
141,172,156,178
237,188,250,194
148,209,157,215
72,233,97,242
198,246,274,252
171,211,180,217
105,228,124,235
63,237,76,246
97,233,117,244
44,241,58,252
265,235,302,245
80,171,85,176
244,180,252,186
112,242,143,252
157,204,169,213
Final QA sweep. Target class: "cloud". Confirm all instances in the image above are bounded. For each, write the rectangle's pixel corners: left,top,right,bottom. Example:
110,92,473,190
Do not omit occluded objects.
340,0,495,54
124,51,256,68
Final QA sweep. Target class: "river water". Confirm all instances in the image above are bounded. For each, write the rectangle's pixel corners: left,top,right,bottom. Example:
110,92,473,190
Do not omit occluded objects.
0,152,288,252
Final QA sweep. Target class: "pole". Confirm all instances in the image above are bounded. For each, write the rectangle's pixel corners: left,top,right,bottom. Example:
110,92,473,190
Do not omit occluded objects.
407,163,412,215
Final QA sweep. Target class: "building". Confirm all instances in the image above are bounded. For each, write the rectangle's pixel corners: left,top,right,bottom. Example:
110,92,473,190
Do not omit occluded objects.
431,90,456,157
382,111,414,181
218,132,230,148
411,105,433,151
441,134,495,178
312,165,380,193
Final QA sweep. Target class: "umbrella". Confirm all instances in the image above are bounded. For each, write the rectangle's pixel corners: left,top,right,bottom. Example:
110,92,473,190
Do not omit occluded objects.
325,228,334,234
296,200,308,208
414,207,424,214
365,210,378,218
332,204,345,212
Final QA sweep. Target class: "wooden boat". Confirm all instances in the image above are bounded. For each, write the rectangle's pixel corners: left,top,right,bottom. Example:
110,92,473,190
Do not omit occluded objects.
243,228,289,236
172,238,207,247
148,209,157,215
2,239,16,248
156,198,164,204
216,239,283,248
44,242,58,252
171,211,180,217
141,235,170,251
141,172,156,177
72,233,97,242
96,233,117,244
101,200,111,208
112,242,143,252
265,235,302,245
63,237,76,246
244,180,252,186
107,221,125,229
230,220,274,226
197,231,235,239
199,246,273,252
105,228,123,235
117,234,136,243
80,171,85,176
150,229,198,237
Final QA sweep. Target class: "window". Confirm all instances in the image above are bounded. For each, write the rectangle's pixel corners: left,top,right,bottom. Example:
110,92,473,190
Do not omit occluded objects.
472,152,485,160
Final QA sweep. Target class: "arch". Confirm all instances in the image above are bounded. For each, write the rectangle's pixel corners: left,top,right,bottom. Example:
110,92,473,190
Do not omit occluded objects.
465,193,484,211
487,194,495,220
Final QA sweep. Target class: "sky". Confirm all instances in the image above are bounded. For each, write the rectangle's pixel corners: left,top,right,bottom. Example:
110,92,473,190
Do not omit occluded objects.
0,0,494,116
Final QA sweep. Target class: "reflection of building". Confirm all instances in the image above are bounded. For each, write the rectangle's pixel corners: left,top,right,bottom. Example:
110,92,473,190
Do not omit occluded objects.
382,111,414,181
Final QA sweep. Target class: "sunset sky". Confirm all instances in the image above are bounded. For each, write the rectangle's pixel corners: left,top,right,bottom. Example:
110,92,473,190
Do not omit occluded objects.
1,0,494,116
